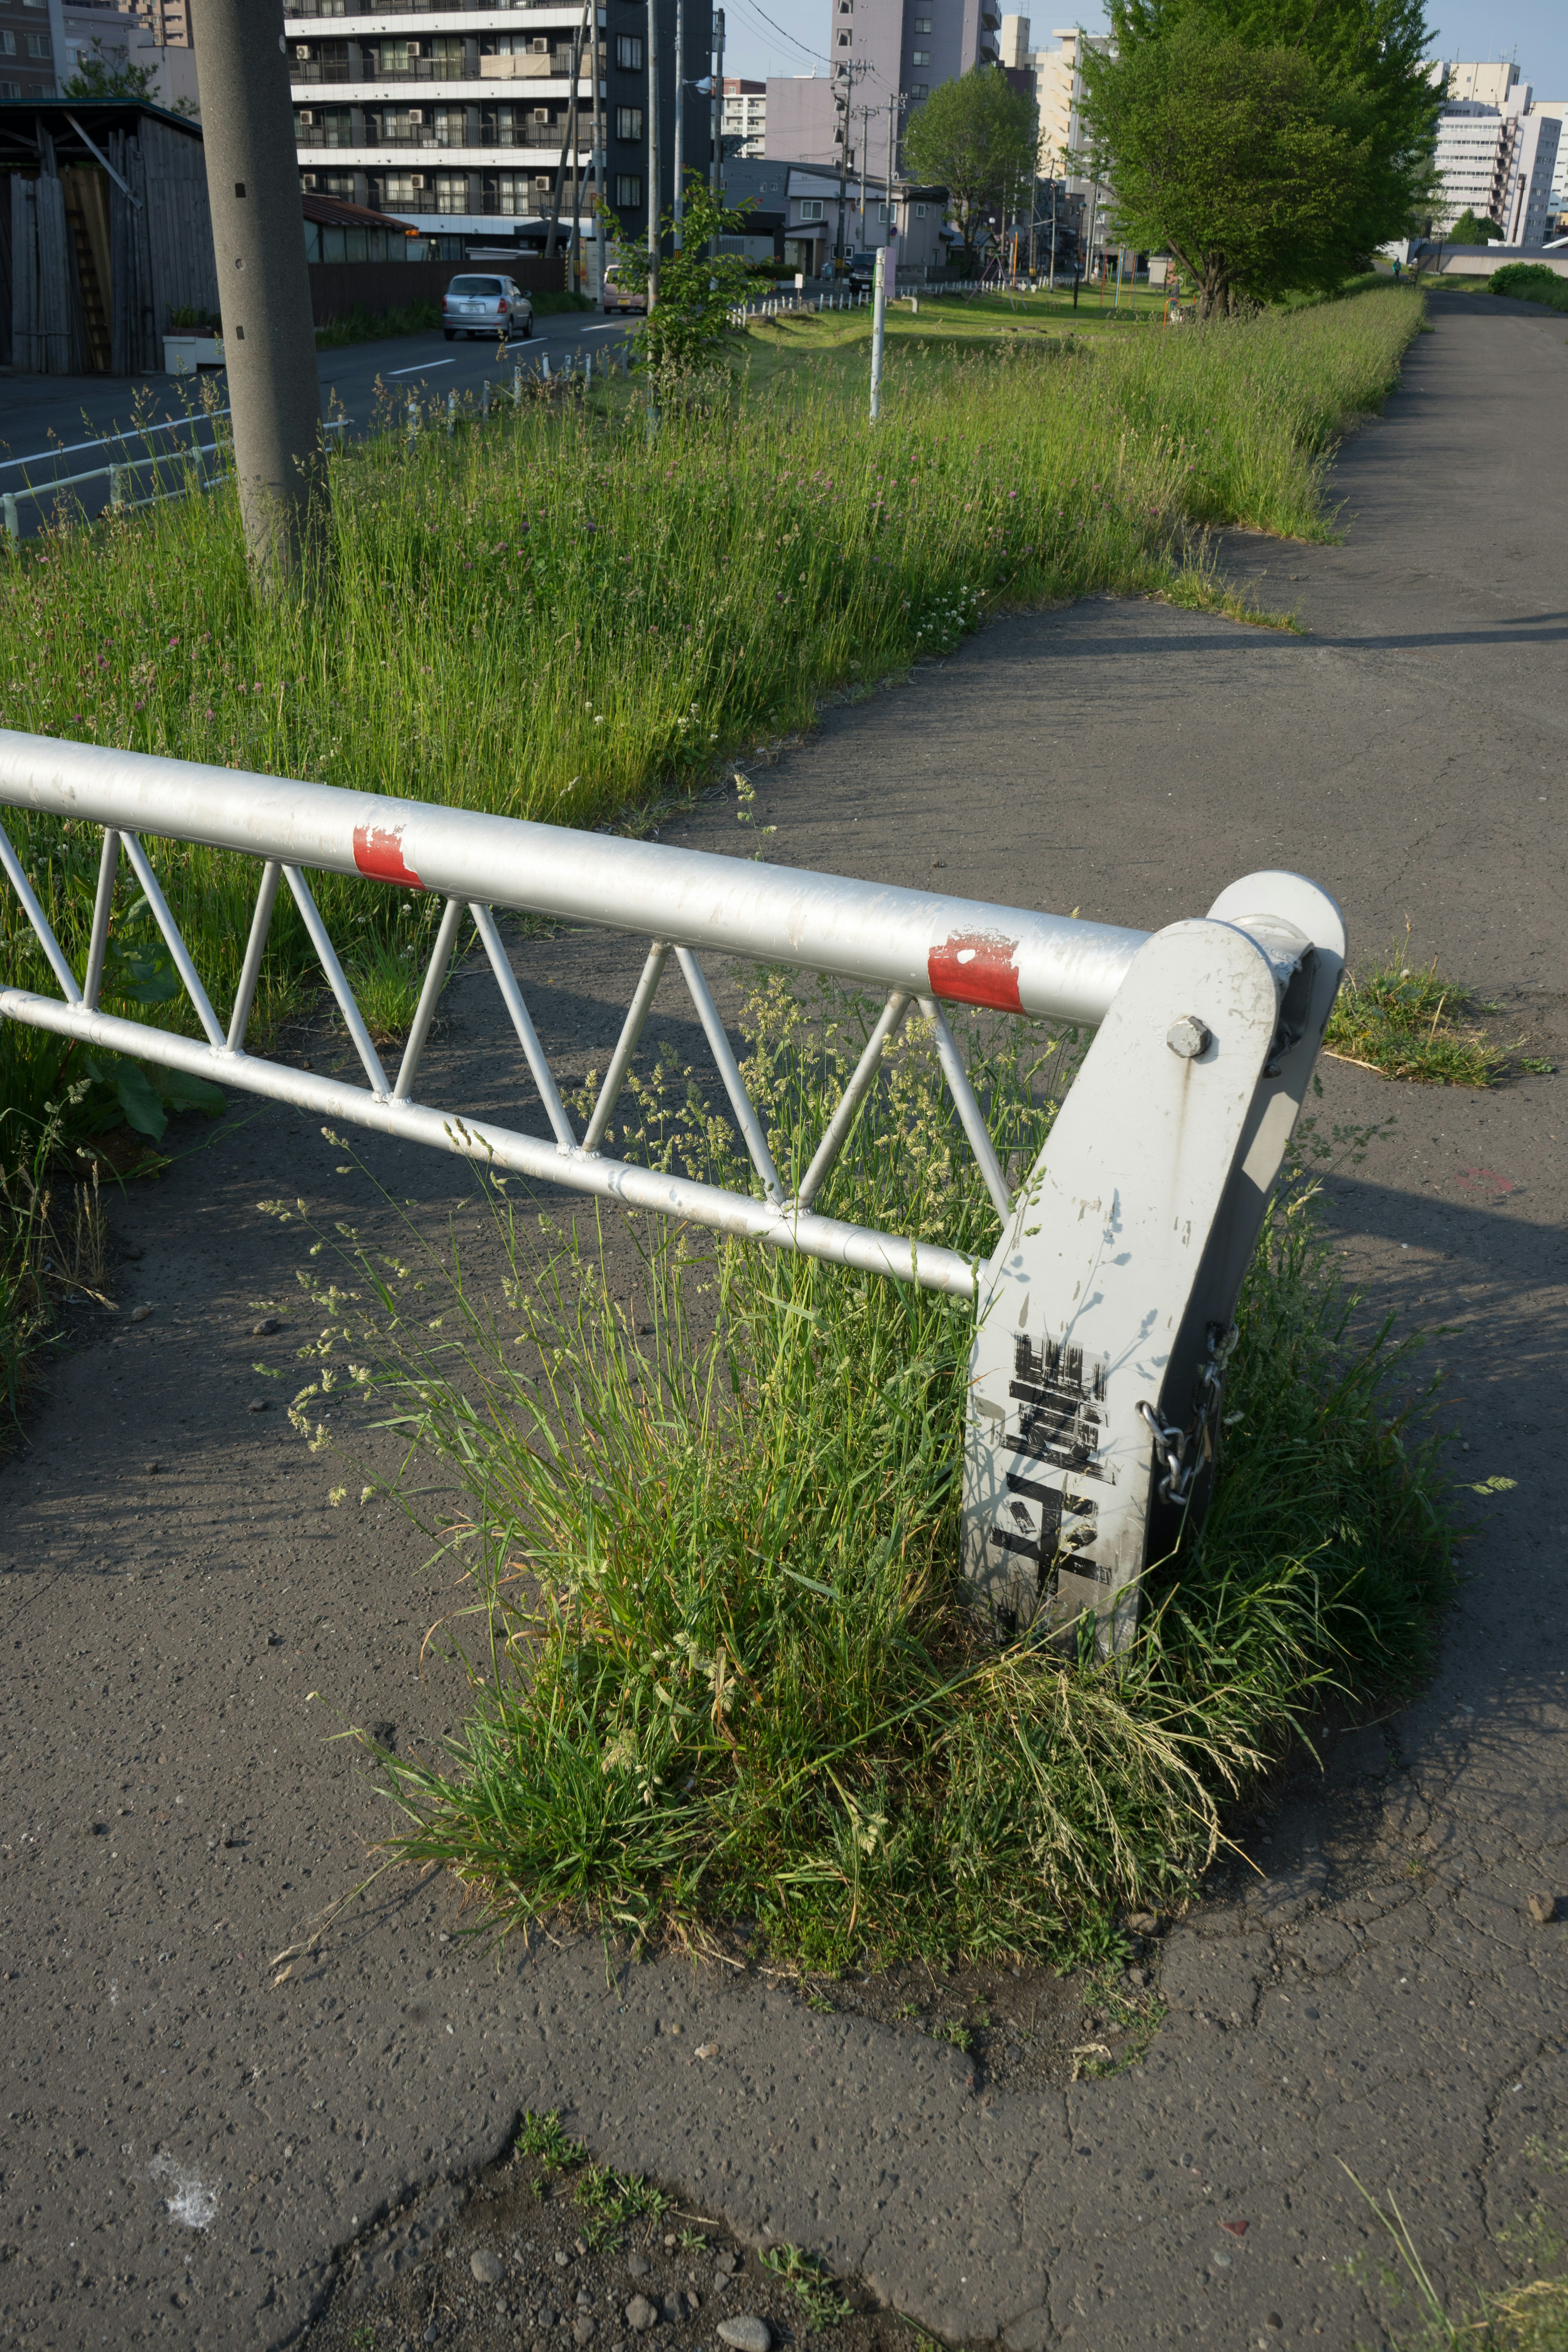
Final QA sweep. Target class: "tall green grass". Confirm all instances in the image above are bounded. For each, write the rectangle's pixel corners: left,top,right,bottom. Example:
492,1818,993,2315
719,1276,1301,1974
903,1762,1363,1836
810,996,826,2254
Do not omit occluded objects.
0,286,1422,1134
279,976,1452,1971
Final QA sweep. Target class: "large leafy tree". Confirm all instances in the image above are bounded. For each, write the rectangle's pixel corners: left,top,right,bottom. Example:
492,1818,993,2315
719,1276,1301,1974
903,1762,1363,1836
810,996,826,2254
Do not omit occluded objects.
1081,0,1441,314
901,66,1040,263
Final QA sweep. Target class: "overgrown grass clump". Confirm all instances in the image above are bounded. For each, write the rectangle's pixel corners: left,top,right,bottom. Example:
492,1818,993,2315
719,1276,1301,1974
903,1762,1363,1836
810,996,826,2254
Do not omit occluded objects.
1325,942,1511,1085
0,284,1422,1141
285,976,1453,1973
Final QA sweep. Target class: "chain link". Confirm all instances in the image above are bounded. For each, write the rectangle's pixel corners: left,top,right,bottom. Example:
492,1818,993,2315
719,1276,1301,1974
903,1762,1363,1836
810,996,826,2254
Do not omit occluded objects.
1137,1321,1239,1507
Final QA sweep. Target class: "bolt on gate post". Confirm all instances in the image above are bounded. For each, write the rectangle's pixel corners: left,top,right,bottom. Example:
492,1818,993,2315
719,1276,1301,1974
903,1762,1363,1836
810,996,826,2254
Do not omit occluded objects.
188,0,326,591
0,733,1344,1655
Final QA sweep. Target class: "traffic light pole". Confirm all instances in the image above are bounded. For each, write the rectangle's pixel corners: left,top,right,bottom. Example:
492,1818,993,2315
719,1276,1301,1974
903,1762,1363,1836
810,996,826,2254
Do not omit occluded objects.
188,0,325,590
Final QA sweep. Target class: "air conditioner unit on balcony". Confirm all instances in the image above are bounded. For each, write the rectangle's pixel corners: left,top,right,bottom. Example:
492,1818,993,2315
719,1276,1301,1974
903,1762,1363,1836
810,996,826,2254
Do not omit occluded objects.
298,108,314,125
408,107,424,124
410,174,427,190
533,107,549,123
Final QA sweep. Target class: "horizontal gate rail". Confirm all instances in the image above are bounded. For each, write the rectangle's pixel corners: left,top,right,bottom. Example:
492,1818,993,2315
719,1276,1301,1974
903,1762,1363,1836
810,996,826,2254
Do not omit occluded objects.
0,730,1345,1648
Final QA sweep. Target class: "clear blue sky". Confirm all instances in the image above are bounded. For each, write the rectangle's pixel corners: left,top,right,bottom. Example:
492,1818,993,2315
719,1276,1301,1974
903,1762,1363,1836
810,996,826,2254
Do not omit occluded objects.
724,3,1568,98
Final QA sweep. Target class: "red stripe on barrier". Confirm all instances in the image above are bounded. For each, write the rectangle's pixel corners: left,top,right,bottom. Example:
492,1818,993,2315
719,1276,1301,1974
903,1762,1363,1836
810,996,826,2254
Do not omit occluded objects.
352,824,424,889
927,930,1022,1013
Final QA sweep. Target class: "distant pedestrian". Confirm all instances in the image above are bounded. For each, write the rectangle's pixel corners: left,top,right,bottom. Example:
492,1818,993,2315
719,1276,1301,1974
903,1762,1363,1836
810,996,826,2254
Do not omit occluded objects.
1392,257,1403,282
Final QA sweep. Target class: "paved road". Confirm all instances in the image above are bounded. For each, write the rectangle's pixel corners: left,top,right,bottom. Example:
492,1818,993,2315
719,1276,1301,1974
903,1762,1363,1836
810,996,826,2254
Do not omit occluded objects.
2,289,1566,2349
0,312,635,537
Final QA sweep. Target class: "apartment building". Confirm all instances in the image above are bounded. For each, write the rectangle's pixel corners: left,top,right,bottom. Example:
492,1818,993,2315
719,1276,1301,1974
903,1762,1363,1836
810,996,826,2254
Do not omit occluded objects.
1027,24,1110,259
1433,80,1560,245
766,0,1003,176
283,0,679,265
0,0,64,102
722,75,764,157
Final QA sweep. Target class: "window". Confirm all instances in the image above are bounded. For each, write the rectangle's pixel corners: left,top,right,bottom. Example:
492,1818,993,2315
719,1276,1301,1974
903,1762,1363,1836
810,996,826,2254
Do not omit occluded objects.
378,174,427,203
0,78,20,97
913,11,931,25
481,174,534,216
0,34,12,56
798,198,824,220
616,105,643,138
914,201,927,217
911,48,930,66
837,29,852,44
616,173,643,206
911,82,928,97
616,33,642,69
436,174,470,214
25,30,51,58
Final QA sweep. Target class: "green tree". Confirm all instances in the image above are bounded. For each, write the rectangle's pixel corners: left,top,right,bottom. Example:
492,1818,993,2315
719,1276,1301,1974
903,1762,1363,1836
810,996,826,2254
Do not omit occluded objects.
608,180,761,390
901,66,1040,265
1446,207,1502,243
61,38,160,102
1082,0,1441,312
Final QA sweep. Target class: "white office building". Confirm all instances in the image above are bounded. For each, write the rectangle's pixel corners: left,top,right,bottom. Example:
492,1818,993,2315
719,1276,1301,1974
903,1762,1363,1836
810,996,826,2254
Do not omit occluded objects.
1433,83,1560,244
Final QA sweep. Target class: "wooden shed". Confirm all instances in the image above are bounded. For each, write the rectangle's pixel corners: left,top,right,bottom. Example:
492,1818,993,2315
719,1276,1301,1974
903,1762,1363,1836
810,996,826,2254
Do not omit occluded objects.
0,98,219,377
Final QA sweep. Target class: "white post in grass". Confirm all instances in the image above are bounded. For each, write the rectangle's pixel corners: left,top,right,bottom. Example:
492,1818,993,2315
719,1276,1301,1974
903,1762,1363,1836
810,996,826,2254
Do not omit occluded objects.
869,241,887,423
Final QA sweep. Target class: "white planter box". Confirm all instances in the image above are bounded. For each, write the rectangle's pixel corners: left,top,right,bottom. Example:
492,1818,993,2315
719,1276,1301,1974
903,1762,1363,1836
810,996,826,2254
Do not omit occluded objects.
164,334,225,375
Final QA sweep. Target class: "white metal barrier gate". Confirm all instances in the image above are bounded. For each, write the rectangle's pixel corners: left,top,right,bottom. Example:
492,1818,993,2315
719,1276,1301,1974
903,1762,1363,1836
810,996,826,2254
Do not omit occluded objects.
0,733,1344,1648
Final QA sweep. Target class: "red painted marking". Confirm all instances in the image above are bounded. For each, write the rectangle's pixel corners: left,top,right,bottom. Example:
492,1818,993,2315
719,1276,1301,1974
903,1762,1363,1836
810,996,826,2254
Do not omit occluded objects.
927,929,1023,1013
1454,1166,1519,1196
1221,2220,1248,2238
352,823,424,890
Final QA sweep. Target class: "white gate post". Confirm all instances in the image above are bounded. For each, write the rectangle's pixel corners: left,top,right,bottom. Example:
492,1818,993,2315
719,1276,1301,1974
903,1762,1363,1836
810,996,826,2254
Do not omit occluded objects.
961,876,1344,1652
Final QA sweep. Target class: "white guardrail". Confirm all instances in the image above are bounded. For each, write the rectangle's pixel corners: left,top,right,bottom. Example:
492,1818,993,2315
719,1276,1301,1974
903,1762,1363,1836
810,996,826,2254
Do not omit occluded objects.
0,735,1343,1649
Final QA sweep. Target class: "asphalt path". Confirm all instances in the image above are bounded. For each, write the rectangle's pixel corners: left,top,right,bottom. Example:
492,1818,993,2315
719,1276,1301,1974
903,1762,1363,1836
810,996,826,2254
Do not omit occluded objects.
0,313,637,537
2,288,1567,2350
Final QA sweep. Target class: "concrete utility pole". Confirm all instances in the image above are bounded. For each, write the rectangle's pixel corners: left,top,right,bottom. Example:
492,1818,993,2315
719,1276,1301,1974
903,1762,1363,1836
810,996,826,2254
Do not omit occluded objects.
672,0,684,249
592,3,607,299
711,7,724,201
188,0,323,590
647,0,660,309
869,240,887,423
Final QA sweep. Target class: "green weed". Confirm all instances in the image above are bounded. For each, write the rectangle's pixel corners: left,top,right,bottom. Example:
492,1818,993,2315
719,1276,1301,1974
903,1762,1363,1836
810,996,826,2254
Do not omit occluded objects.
1325,943,1511,1086
281,966,1453,1974
760,2242,855,2330
1344,2166,1568,2350
514,2109,586,2171
572,2160,669,2247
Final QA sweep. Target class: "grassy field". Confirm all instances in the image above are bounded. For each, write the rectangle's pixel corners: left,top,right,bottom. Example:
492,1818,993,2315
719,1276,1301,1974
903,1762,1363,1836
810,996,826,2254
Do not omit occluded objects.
0,283,1423,1423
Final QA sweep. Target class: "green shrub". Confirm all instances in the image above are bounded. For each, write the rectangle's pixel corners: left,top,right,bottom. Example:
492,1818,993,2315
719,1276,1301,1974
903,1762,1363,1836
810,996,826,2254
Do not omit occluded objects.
1488,263,1568,311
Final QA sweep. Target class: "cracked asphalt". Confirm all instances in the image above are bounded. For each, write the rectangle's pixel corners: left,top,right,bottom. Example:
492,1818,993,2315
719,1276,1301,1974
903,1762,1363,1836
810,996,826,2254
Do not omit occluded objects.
2,285,1566,2348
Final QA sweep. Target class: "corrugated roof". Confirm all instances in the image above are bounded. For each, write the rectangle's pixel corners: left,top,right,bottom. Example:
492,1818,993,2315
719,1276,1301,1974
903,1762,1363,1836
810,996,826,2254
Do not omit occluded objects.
301,191,421,234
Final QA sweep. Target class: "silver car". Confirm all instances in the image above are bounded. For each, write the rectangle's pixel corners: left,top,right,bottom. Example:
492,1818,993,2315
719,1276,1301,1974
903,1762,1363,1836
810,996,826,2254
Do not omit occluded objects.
442,274,535,343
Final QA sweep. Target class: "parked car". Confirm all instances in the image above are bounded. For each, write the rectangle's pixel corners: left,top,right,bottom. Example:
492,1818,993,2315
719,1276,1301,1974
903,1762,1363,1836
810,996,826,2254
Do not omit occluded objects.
601,263,646,315
442,275,534,342
845,250,882,293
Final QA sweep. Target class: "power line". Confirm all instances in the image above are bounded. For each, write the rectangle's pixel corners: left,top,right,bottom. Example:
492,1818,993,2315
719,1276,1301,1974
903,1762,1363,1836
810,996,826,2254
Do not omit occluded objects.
728,0,831,67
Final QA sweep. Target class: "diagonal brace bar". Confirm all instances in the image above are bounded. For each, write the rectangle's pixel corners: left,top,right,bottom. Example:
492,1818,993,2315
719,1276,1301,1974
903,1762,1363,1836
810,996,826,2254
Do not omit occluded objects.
120,829,225,1048
792,990,911,1212
394,895,467,1101
281,864,390,1096
676,945,785,1205
226,860,282,1052
468,900,575,1147
0,816,82,1003
581,940,668,1156
82,826,120,1010
918,996,1013,1223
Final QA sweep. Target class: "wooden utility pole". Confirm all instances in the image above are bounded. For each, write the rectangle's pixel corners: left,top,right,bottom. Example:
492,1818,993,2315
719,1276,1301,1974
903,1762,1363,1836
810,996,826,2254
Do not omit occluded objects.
188,0,324,589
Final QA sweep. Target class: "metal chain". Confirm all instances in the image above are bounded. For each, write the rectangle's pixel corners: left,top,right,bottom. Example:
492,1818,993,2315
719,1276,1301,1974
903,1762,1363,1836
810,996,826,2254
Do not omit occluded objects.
1137,1322,1239,1507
